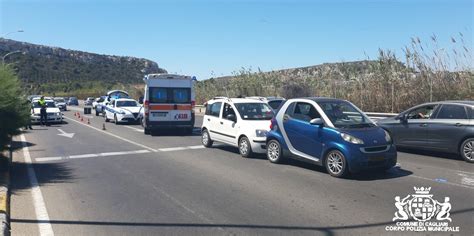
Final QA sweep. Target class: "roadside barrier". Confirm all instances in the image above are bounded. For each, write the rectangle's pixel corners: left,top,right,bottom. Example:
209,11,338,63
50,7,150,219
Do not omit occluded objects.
102,123,106,130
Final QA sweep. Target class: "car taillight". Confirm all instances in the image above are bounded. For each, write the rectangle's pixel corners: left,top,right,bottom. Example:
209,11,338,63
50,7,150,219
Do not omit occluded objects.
144,100,149,117
191,101,195,108
270,118,277,130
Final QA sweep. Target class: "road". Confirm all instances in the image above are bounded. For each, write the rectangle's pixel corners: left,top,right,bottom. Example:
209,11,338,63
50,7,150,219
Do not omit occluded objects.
10,107,474,236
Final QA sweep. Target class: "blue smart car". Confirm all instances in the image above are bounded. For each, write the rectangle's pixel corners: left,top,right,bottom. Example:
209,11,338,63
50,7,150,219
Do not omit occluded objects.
266,98,397,177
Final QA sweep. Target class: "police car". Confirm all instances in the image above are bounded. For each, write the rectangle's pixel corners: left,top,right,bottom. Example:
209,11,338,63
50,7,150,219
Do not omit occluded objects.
30,98,63,124
104,98,143,124
96,90,130,116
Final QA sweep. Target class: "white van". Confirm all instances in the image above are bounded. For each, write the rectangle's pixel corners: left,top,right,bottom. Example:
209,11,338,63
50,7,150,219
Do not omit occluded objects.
142,74,196,135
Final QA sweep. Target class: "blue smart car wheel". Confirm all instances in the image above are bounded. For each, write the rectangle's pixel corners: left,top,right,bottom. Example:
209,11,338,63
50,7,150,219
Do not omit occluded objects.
325,150,348,178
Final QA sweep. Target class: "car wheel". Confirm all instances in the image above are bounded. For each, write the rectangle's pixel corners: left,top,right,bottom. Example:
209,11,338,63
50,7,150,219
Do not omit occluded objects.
201,129,213,147
325,150,349,178
105,114,109,122
114,115,118,124
239,136,253,158
267,139,284,163
460,138,474,163
144,128,151,135
95,110,99,116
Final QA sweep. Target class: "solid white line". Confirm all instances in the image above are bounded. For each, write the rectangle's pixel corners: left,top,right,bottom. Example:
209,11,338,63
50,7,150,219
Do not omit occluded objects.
69,153,98,159
64,116,158,152
35,157,63,162
124,125,143,132
20,134,55,236
187,145,205,149
159,147,188,152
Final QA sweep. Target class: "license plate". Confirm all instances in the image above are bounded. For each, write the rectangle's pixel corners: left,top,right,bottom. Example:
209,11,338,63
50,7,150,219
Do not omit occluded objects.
152,112,167,117
369,156,385,161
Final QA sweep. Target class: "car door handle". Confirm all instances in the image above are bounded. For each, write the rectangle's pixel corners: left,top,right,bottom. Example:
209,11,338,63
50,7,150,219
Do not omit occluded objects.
455,123,463,127
419,123,427,127
207,118,210,121
283,115,289,122
220,121,223,125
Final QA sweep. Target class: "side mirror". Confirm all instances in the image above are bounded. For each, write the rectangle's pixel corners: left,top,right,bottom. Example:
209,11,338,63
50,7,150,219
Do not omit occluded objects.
226,114,236,122
310,118,324,126
398,114,407,122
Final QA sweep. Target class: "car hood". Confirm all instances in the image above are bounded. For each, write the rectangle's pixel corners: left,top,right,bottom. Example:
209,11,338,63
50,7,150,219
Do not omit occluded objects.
117,107,142,114
33,107,61,114
338,126,389,146
56,102,66,106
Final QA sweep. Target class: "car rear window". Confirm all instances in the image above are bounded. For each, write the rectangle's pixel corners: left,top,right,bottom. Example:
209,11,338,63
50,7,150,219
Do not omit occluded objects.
268,100,283,110
436,104,468,119
149,87,191,104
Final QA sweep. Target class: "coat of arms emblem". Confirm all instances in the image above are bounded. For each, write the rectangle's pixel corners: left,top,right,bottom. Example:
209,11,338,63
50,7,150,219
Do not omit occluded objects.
393,187,452,222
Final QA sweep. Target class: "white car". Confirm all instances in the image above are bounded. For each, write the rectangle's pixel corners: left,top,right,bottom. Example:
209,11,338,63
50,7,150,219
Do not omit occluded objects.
30,98,63,124
53,97,67,111
92,96,106,110
201,97,274,157
104,98,143,124
246,96,286,110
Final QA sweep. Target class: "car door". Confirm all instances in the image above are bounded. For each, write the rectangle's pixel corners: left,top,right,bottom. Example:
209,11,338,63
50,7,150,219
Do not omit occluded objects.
425,104,468,151
395,104,438,147
283,102,323,159
219,103,239,145
205,102,224,141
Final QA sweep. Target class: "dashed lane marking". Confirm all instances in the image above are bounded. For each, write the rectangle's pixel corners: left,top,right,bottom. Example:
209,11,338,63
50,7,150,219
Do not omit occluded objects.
124,125,143,132
35,149,150,162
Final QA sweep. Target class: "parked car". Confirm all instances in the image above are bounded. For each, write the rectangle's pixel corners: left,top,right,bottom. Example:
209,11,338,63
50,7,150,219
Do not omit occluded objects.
266,97,397,178
30,98,63,124
53,97,68,111
95,90,130,116
68,97,79,106
247,96,286,110
201,97,274,157
377,101,474,163
104,98,143,124
92,96,106,109
84,97,95,106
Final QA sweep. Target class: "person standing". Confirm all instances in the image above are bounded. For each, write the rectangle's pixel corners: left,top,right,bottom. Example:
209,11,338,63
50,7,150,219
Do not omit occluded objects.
38,96,49,126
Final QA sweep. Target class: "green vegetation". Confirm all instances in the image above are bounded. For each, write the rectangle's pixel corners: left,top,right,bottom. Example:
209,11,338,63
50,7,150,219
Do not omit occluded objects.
0,64,30,152
196,34,473,113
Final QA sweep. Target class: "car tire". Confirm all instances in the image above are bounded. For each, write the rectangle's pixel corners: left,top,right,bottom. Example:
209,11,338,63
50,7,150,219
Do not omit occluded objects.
325,150,349,178
201,129,213,147
105,114,109,122
460,138,474,163
239,136,253,158
95,110,100,116
114,115,118,124
267,139,284,164
144,128,151,135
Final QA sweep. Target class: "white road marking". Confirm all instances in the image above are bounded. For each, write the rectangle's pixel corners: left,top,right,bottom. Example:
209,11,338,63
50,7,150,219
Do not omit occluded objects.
458,173,474,187
409,174,474,190
159,147,188,152
124,125,143,132
56,128,75,138
188,145,205,149
36,150,151,162
20,134,55,236
64,116,158,152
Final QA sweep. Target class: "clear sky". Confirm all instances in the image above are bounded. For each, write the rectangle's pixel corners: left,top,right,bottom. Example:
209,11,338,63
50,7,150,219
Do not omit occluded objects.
1,0,472,80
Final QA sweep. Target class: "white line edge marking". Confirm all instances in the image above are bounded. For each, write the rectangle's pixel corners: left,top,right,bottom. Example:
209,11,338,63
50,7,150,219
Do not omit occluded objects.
124,125,143,132
159,147,188,152
409,175,474,190
64,116,158,152
35,157,63,162
20,134,55,236
187,145,205,149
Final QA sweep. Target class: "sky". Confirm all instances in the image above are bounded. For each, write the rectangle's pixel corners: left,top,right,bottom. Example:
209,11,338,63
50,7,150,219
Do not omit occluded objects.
1,0,472,80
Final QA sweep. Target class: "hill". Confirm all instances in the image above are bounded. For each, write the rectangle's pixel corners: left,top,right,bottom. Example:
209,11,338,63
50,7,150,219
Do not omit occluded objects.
0,38,166,98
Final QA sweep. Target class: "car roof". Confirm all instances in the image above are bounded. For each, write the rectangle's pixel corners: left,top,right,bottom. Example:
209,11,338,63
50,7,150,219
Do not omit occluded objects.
208,98,267,104
114,98,137,102
286,97,349,103
413,100,474,108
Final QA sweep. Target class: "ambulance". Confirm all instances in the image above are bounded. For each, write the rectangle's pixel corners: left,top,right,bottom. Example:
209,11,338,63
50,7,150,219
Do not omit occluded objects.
142,74,196,135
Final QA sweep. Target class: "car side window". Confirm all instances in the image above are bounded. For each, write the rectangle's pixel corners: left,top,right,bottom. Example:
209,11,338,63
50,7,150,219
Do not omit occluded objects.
291,102,321,122
435,105,468,119
407,105,437,119
209,102,222,117
222,103,236,120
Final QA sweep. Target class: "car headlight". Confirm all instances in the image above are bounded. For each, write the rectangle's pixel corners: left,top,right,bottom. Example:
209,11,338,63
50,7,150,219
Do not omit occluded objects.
340,133,364,144
57,112,61,116
384,130,392,143
255,129,268,137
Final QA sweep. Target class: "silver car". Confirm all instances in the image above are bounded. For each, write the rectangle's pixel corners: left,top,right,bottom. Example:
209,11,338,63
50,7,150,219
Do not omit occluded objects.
377,101,474,163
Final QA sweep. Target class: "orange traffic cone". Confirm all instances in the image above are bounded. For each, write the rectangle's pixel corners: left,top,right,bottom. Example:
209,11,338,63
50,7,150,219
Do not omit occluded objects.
87,119,90,124
81,117,84,122
102,123,106,130
74,112,76,117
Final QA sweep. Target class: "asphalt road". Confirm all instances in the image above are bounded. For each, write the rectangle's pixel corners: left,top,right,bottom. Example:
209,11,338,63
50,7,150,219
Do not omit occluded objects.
10,106,474,236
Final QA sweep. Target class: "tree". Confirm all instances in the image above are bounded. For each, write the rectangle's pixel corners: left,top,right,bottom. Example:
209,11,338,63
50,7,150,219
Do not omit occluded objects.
0,64,30,152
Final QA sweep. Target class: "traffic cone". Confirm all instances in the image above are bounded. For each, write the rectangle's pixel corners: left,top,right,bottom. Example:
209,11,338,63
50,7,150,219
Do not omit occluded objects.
102,123,106,130
78,113,81,119
87,119,90,124
81,117,84,122
74,112,76,117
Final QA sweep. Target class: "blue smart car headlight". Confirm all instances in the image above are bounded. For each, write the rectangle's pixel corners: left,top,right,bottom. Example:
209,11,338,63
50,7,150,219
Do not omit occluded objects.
341,133,364,144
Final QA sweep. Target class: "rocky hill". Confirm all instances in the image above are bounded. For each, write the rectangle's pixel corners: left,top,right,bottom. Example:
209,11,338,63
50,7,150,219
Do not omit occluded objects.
0,38,166,97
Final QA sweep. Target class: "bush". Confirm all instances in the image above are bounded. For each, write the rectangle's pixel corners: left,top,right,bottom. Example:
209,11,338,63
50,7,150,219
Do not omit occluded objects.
0,64,30,152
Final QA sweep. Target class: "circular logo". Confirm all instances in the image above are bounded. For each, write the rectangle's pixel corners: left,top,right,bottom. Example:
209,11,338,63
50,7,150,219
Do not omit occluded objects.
408,196,437,221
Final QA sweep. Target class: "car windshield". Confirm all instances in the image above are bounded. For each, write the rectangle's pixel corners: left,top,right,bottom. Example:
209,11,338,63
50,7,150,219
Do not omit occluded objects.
318,101,374,128
32,101,56,108
116,101,138,107
235,103,273,120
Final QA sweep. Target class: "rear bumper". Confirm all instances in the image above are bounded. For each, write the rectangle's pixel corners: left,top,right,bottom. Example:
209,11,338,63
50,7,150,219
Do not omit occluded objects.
145,115,195,130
